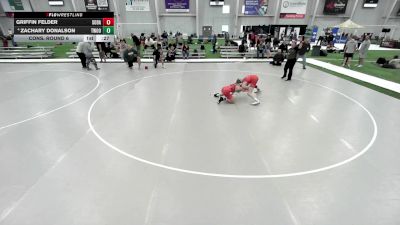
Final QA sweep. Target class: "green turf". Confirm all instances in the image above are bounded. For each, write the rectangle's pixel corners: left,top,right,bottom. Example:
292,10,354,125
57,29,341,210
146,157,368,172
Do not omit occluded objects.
308,50,400,84
307,63,400,100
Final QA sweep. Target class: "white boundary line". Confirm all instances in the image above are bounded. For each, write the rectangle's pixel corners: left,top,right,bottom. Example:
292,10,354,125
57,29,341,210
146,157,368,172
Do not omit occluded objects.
87,69,378,179
307,58,400,94
0,70,100,131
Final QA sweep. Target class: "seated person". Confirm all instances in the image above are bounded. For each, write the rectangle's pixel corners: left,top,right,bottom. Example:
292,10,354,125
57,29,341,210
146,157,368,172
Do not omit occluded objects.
278,42,288,53
165,46,176,62
144,37,156,49
326,45,337,53
382,55,400,69
256,43,265,58
270,49,284,66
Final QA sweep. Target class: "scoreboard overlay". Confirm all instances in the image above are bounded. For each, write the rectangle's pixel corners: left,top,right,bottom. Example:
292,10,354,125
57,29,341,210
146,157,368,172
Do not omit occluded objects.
14,12,115,42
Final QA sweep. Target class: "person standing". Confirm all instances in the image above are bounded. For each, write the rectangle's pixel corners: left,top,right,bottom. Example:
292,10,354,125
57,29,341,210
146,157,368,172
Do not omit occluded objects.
153,44,165,68
281,42,298,81
76,42,87,68
316,30,325,46
119,39,128,61
357,36,371,67
212,33,217,54
1,35,9,49
131,33,141,54
297,40,310,69
95,42,106,63
8,28,17,47
83,42,99,70
342,36,358,68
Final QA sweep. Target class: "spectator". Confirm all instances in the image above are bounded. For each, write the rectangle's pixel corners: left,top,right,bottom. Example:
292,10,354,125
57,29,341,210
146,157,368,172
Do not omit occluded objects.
1,35,9,49
165,46,176,62
342,36,358,68
76,41,87,68
297,40,310,69
83,42,99,70
278,41,288,53
139,33,146,48
145,37,156,49
238,42,246,57
118,39,128,61
188,35,193,45
124,45,141,69
327,32,334,46
270,49,284,66
153,44,161,68
107,42,119,58
265,42,272,58
357,36,371,67
382,55,400,69
326,45,337,53
256,43,265,58
281,41,298,81
182,43,189,59
293,31,297,41
266,34,271,44
273,37,279,50
8,28,17,47
131,33,141,52
212,33,217,54
224,32,230,46
316,31,325,46
175,34,179,46
162,31,168,46
95,42,107,63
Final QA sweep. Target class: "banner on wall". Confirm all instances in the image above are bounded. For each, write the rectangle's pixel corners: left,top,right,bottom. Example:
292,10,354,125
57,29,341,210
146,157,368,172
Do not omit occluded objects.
165,0,190,12
363,0,378,8
244,0,268,16
280,0,307,19
49,0,64,6
8,0,24,10
126,0,150,11
323,0,348,14
85,0,109,11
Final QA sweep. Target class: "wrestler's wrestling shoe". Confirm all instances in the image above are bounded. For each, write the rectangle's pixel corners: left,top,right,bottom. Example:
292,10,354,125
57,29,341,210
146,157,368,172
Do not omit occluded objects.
218,96,226,104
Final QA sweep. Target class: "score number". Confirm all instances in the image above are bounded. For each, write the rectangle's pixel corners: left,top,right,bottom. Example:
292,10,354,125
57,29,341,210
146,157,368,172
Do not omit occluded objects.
102,18,114,26
102,18,114,35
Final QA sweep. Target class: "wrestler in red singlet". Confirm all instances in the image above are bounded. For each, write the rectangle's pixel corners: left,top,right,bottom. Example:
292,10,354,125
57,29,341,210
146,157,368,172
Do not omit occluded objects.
242,74,259,88
221,83,237,102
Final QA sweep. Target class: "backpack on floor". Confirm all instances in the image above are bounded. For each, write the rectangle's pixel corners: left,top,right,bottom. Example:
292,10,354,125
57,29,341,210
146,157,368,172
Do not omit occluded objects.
376,57,386,64
319,50,328,56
